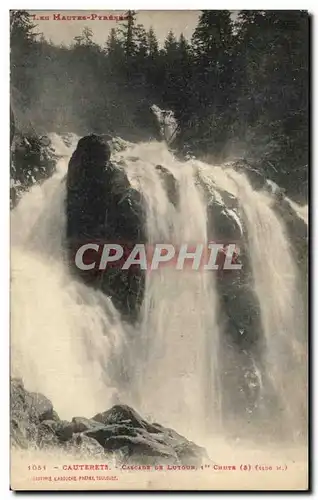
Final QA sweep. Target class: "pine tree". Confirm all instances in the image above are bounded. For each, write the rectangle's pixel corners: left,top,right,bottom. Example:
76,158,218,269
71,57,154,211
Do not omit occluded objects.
147,27,159,57
10,10,39,108
135,24,148,58
10,10,38,47
192,10,233,61
164,30,178,54
117,10,138,58
186,11,235,155
106,27,124,72
74,26,94,46
144,27,161,90
161,30,179,108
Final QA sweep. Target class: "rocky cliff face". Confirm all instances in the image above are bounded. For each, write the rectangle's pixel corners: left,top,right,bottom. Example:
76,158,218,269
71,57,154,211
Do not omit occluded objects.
66,134,147,322
65,133,308,351
10,108,57,208
11,379,208,466
11,130,307,430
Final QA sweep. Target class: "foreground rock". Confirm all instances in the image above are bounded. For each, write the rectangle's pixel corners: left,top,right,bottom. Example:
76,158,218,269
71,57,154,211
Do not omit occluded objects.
10,379,208,466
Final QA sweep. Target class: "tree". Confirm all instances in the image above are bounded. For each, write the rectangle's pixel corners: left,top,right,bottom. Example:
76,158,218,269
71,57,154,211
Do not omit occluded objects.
9,9,308,200
10,10,39,109
135,24,148,58
10,10,38,46
117,10,138,58
192,10,233,61
106,28,122,54
186,11,235,155
74,26,94,46
147,27,159,57
232,11,309,199
164,30,178,55
106,28,124,73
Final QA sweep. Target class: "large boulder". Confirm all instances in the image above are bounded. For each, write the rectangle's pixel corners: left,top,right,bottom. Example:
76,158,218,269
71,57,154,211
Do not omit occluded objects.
10,378,59,449
150,104,179,146
64,434,106,458
66,134,147,322
10,379,208,466
88,407,208,466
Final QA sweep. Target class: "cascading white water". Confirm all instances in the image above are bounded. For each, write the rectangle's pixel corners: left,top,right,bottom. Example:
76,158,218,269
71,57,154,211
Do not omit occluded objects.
286,197,308,225
230,173,307,440
10,135,307,443
197,162,307,440
11,135,128,419
119,143,221,437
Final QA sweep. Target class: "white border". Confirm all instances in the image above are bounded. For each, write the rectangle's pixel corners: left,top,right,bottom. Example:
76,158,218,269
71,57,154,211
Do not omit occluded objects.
1,2,314,498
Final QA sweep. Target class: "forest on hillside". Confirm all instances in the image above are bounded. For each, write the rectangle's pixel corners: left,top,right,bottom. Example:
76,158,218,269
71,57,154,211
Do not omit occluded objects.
10,10,309,202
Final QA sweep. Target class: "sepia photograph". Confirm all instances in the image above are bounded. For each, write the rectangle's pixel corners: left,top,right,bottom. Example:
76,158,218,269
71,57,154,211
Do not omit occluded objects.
10,9,309,491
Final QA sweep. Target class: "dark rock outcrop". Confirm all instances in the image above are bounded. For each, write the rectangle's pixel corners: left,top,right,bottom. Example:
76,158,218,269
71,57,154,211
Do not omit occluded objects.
11,378,60,449
66,134,147,322
197,179,265,422
11,379,208,466
10,133,57,208
10,106,15,146
155,165,179,207
92,405,164,435
274,197,308,276
200,170,308,426
233,159,266,191
133,102,162,142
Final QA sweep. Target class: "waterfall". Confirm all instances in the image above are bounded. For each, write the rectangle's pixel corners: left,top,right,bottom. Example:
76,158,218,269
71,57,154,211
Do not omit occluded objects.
196,161,307,441
10,135,307,444
119,143,221,437
11,136,127,419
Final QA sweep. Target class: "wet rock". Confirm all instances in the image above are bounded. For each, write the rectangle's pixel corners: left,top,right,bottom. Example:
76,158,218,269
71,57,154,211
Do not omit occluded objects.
274,196,308,273
64,434,106,457
10,106,15,146
150,104,179,145
155,165,179,207
55,420,74,442
66,135,146,242
36,420,60,448
92,405,160,434
234,159,266,191
11,380,208,466
10,418,29,450
25,392,55,422
90,405,207,466
148,426,208,466
104,434,179,465
207,200,243,243
273,195,308,328
71,416,105,434
11,379,56,423
134,102,162,142
173,441,208,465
92,404,147,427
66,134,146,322
201,182,265,423
84,423,138,447
39,419,59,432
10,379,57,448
